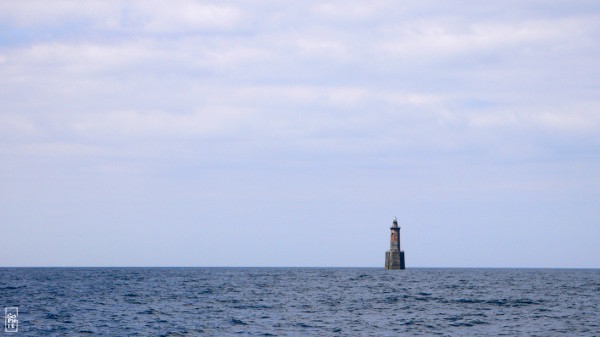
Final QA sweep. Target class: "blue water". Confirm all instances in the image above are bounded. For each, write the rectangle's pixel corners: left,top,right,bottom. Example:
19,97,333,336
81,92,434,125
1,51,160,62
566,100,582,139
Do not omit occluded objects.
1,268,599,336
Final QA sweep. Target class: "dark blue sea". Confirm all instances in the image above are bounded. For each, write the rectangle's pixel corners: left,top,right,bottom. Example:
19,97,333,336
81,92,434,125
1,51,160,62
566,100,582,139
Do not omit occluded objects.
1,268,599,336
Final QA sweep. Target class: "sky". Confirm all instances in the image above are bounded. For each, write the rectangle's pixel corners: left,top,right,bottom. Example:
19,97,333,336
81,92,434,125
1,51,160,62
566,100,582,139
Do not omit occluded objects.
0,1,599,267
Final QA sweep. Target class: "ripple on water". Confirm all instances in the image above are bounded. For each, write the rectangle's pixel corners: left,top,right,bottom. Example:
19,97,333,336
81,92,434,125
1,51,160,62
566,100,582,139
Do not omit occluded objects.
0,268,598,335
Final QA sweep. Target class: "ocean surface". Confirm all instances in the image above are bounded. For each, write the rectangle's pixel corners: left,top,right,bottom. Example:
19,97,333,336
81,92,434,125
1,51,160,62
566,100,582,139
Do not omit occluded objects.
1,268,599,336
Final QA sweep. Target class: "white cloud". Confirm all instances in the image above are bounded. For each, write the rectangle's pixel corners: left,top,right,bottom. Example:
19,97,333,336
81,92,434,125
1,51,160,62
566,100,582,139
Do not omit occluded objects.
295,37,350,59
195,41,273,70
464,103,600,133
468,112,518,128
0,115,37,138
377,17,596,59
131,1,242,32
535,107,600,132
1,1,598,158
0,0,241,32
15,42,154,70
2,142,107,157
229,85,372,107
69,108,252,139
311,1,386,21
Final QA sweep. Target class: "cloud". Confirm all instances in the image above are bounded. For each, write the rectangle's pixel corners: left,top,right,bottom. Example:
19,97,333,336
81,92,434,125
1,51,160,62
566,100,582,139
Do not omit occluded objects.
2,142,107,158
535,105,600,132
69,108,252,139
295,37,350,59
1,1,599,159
376,17,596,61
0,0,242,36
132,1,242,32
311,2,381,21
0,114,37,138
0,1,119,27
10,42,155,72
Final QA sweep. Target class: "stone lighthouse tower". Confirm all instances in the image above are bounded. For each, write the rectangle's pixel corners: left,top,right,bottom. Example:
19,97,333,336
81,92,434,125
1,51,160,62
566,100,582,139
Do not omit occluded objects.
385,217,405,270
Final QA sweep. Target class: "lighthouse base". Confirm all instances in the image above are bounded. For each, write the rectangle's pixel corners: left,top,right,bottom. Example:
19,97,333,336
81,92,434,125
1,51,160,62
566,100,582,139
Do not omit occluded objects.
385,251,405,270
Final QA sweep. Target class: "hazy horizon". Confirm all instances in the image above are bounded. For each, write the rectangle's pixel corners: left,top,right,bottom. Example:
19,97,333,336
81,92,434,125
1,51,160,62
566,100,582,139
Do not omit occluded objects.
1,1,599,268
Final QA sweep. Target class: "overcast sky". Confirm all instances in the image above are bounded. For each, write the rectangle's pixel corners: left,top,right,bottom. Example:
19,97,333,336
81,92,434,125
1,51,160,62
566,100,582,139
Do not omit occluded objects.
1,1,599,267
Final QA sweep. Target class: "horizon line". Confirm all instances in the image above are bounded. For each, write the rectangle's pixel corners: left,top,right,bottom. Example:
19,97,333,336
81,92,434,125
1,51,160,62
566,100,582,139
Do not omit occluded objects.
1,266,598,269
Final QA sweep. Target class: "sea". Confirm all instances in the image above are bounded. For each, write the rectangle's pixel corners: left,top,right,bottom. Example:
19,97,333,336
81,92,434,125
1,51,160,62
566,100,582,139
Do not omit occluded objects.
1,267,599,336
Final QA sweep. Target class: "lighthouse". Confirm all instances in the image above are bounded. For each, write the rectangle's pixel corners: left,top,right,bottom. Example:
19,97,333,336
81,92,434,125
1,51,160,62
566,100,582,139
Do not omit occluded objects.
385,217,405,270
